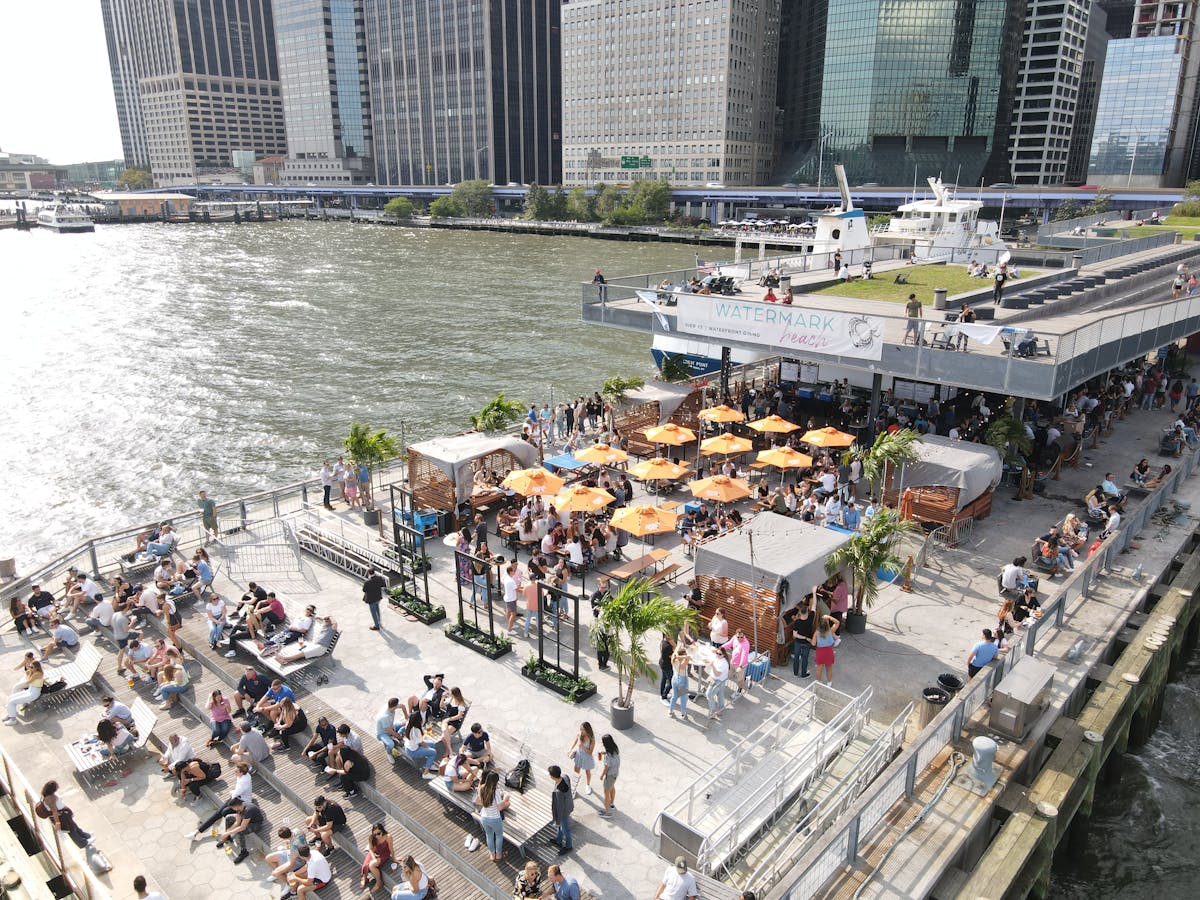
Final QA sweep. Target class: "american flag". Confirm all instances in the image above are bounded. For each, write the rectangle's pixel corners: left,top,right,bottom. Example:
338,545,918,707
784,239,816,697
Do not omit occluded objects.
695,256,715,274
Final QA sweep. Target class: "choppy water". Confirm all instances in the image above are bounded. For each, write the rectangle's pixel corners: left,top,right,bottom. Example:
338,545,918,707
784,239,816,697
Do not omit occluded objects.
1050,646,1200,899
0,220,699,567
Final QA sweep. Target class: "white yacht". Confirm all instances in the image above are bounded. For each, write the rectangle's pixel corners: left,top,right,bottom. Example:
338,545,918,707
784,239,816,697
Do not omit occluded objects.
36,205,95,233
871,177,1004,258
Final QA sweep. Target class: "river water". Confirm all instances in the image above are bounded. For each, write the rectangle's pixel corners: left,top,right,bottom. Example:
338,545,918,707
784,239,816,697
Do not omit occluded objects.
1050,644,1200,898
0,221,699,567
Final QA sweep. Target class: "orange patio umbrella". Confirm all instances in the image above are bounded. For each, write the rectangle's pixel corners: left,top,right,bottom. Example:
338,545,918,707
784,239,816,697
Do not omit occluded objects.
630,457,690,481
756,446,814,487
502,467,565,496
610,504,679,537
641,423,697,445
551,485,616,513
799,426,857,448
575,443,629,466
688,474,752,503
698,404,746,423
700,433,754,456
748,414,800,434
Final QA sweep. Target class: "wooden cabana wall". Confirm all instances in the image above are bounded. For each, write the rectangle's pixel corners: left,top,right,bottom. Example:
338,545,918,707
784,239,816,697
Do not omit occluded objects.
408,445,526,513
695,575,788,664
618,387,705,458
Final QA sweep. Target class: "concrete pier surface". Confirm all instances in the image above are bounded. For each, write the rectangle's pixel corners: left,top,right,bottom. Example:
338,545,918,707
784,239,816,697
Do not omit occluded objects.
0,397,1194,900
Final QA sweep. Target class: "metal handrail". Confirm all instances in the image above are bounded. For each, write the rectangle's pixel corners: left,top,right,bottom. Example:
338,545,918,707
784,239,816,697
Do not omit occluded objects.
695,686,874,873
655,689,819,833
772,443,1200,899
742,701,913,893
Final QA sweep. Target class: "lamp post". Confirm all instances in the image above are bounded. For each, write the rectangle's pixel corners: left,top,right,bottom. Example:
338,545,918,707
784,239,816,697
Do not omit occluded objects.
815,129,833,202
1126,133,1141,188
999,192,1008,237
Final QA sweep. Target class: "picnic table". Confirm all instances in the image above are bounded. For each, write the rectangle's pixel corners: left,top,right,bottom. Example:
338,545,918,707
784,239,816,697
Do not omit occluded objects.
606,548,671,582
542,453,590,474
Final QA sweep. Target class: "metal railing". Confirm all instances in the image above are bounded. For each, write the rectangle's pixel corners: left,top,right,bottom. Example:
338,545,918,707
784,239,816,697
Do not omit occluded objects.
1036,207,1166,242
0,746,110,900
657,687,820,832
770,442,1200,899
743,702,913,895
0,459,408,607
697,686,875,876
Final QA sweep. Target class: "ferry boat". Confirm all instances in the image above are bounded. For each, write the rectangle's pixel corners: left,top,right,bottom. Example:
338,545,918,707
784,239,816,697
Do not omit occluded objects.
36,205,95,233
871,176,1005,258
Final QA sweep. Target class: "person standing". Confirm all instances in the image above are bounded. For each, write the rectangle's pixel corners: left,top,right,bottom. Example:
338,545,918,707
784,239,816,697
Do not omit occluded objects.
548,765,575,854
362,568,387,632
36,781,91,848
568,722,596,795
320,461,334,509
903,293,924,345
474,769,511,861
659,631,675,704
813,614,840,685
654,856,699,900
668,644,691,720
597,734,620,818
133,875,166,900
196,490,219,543
789,599,815,679
992,263,1008,306
706,646,730,723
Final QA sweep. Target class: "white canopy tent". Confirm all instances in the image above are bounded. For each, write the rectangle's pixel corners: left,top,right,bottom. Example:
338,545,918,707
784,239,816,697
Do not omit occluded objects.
407,432,538,505
899,434,1003,511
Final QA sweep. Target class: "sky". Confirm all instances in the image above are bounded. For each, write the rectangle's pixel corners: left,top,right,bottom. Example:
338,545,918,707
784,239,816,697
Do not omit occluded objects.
1,3,123,163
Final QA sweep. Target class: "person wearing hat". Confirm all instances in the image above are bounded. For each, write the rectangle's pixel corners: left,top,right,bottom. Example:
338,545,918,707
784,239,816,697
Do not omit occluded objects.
654,856,698,900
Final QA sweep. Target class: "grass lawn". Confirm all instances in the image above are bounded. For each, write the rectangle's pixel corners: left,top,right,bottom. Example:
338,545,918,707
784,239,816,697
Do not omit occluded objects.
1123,223,1200,240
806,264,1042,304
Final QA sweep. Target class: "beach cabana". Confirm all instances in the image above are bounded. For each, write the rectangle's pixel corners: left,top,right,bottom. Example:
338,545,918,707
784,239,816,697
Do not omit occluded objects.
883,434,1003,525
613,383,703,457
407,432,538,514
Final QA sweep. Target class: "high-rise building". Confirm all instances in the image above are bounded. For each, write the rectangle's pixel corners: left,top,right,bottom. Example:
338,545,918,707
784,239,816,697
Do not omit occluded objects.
776,0,1027,187
1007,0,1091,185
272,0,373,184
1065,4,1111,184
100,0,287,186
1087,1,1200,186
363,0,561,187
560,0,781,188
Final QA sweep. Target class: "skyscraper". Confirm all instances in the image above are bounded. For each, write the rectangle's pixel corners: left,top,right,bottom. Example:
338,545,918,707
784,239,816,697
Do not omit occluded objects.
776,0,1026,187
1087,0,1200,186
1007,0,1091,185
273,0,373,184
560,0,781,188
363,0,561,187
100,0,287,186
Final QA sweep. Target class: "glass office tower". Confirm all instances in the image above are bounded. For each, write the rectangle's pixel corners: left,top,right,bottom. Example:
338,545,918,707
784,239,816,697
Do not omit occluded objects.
1088,36,1183,185
273,0,373,184
777,0,1025,186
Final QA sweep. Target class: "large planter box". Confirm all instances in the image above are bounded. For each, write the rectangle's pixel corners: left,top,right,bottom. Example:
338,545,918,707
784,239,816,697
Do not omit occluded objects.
446,623,511,659
387,591,446,625
520,665,597,704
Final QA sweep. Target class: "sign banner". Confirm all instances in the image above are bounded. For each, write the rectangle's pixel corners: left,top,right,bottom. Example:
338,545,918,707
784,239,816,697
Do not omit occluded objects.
676,296,886,361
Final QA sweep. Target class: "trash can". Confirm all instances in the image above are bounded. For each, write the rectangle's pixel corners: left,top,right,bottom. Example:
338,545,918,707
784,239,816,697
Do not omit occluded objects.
920,686,950,728
933,287,948,310
937,673,965,697
779,275,791,294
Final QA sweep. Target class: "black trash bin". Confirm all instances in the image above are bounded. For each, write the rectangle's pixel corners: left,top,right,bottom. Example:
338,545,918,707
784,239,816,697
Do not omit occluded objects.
937,673,965,697
920,686,950,727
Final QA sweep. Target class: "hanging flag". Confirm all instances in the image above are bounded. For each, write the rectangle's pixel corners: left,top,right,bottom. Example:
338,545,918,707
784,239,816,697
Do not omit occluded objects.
635,290,671,331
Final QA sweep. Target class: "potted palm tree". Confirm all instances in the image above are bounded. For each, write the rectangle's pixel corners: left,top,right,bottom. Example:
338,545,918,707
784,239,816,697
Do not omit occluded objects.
343,423,400,526
590,577,694,730
858,427,922,501
824,507,919,634
985,415,1033,497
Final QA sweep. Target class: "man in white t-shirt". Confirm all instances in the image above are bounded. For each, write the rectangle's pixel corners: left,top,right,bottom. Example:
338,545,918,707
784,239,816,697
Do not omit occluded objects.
654,857,699,900
84,595,115,632
133,874,166,900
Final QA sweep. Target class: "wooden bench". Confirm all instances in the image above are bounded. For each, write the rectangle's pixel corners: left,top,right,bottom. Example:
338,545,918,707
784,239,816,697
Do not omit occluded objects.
49,643,102,692
647,563,683,586
425,749,554,860
234,630,341,680
65,698,157,777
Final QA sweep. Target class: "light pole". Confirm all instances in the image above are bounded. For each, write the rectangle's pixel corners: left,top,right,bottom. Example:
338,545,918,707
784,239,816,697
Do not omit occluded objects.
1126,133,1141,188
999,192,1008,236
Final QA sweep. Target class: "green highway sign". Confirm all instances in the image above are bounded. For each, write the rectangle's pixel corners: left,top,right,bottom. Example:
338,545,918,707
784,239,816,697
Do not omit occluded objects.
639,156,652,168
620,156,640,169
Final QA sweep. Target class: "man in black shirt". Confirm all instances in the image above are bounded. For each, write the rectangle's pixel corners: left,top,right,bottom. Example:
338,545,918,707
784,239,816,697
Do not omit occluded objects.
361,568,387,632
462,723,493,765
305,795,345,854
232,667,269,718
590,578,611,670
217,798,262,863
28,584,55,621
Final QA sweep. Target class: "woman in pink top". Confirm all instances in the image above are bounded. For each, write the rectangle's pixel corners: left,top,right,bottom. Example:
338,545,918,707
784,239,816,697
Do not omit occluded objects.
721,629,751,697
828,575,849,630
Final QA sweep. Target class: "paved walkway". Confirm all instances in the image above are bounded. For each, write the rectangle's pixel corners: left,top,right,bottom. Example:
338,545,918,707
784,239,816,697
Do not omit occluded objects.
0,394,1186,899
